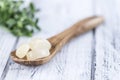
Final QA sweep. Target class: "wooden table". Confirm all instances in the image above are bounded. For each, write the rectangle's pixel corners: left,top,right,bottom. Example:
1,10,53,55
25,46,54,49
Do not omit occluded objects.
0,0,120,80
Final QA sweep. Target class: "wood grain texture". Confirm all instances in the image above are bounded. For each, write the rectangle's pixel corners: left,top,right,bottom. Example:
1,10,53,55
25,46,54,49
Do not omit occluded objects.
0,29,17,79
94,0,120,79
3,0,94,80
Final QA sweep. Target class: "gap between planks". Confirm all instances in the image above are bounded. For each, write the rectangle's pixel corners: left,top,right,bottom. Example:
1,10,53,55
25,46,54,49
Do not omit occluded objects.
90,29,96,80
90,0,98,79
0,37,19,80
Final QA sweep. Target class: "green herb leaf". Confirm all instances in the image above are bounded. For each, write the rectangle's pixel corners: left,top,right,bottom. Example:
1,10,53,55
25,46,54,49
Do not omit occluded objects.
0,0,40,37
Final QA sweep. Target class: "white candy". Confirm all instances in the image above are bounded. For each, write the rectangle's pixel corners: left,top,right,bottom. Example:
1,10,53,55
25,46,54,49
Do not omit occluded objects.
29,38,51,50
26,51,36,60
16,44,30,58
27,49,50,60
16,38,51,60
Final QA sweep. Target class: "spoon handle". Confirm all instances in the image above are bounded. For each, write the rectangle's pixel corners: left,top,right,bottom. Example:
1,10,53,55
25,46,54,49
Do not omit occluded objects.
48,16,104,47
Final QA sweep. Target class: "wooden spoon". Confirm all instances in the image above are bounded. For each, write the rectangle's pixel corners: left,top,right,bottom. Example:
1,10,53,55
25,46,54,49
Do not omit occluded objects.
11,16,104,66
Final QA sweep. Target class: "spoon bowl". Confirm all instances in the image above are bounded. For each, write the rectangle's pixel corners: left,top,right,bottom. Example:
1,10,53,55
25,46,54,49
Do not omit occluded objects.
11,16,104,66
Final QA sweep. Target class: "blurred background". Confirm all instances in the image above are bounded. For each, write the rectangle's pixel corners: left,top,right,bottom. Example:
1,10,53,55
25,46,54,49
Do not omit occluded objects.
0,0,120,80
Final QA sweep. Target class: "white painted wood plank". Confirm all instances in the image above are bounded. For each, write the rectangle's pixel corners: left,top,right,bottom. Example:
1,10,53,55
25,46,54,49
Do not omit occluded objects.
95,0,120,80
0,29,16,78
4,0,94,80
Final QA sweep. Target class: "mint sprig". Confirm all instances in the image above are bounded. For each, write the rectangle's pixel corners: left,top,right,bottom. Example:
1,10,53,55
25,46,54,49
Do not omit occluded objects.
0,0,40,37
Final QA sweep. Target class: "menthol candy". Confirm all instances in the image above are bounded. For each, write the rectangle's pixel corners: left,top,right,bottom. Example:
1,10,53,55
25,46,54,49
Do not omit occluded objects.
29,38,51,50
16,38,51,60
26,49,50,60
16,44,30,58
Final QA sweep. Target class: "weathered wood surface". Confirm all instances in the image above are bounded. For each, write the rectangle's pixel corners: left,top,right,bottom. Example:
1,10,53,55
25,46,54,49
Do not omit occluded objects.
94,0,120,80
0,30,17,80
0,0,120,80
